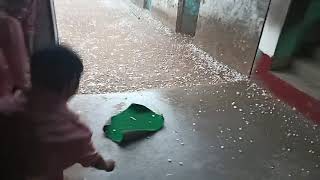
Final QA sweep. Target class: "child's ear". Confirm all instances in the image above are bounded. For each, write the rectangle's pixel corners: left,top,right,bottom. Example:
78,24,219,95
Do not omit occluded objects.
69,76,80,94
63,77,78,99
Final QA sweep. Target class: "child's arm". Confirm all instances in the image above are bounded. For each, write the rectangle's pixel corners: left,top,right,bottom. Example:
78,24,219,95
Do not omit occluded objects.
72,121,115,172
47,111,116,172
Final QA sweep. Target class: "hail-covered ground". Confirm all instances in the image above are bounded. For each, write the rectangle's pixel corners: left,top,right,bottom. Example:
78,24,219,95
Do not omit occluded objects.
55,0,246,94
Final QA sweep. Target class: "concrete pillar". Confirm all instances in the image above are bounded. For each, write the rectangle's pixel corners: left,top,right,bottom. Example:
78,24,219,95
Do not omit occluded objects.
176,0,200,36
143,0,152,10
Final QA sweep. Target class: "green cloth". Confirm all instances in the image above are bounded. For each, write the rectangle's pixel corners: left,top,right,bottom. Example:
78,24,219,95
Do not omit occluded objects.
103,104,164,143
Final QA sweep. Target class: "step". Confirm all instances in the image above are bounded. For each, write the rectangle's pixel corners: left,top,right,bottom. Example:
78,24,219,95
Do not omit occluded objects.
272,70,320,100
312,47,320,60
272,58,320,100
291,58,320,84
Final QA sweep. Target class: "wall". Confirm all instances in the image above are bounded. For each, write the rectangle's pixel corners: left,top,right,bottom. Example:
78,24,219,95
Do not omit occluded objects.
35,0,57,51
195,0,270,75
131,0,144,8
151,0,179,30
258,0,291,57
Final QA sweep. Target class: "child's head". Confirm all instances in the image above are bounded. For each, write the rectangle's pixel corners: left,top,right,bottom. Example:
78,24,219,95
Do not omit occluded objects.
30,45,83,98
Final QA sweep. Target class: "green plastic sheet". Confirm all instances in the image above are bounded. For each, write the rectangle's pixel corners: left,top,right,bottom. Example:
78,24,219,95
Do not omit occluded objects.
103,104,164,143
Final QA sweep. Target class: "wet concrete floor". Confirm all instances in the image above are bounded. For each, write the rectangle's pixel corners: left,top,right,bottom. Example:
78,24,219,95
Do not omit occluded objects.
65,81,320,180
55,0,245,94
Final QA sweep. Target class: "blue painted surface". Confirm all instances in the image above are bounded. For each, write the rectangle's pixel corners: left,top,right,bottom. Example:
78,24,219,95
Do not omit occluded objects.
145,0,152,10
181,0,200,35
184,0,200,16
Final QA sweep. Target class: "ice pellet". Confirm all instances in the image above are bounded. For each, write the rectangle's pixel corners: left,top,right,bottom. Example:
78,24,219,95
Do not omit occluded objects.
130,117,137,121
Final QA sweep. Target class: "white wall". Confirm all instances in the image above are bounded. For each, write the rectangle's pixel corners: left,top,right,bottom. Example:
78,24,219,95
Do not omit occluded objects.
195,0,269,74
258,0,291,57
152,0,178,17
151,0,179,29
198,0,268,35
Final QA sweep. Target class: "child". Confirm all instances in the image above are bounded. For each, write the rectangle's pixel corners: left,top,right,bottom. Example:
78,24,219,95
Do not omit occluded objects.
17,45,115,180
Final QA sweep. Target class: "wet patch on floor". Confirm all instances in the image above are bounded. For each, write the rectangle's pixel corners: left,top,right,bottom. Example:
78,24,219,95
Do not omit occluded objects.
66,81,320,180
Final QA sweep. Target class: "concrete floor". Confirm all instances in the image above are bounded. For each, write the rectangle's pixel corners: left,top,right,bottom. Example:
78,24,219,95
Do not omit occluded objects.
55,0,245,94
65,81,320,180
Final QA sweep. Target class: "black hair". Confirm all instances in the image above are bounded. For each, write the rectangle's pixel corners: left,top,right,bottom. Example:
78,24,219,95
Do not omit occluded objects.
30,45,83,93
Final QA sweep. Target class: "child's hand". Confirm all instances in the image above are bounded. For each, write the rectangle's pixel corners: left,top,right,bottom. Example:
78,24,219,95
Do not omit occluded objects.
0,91,25,114
104,159,116,172
94,157,115,172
